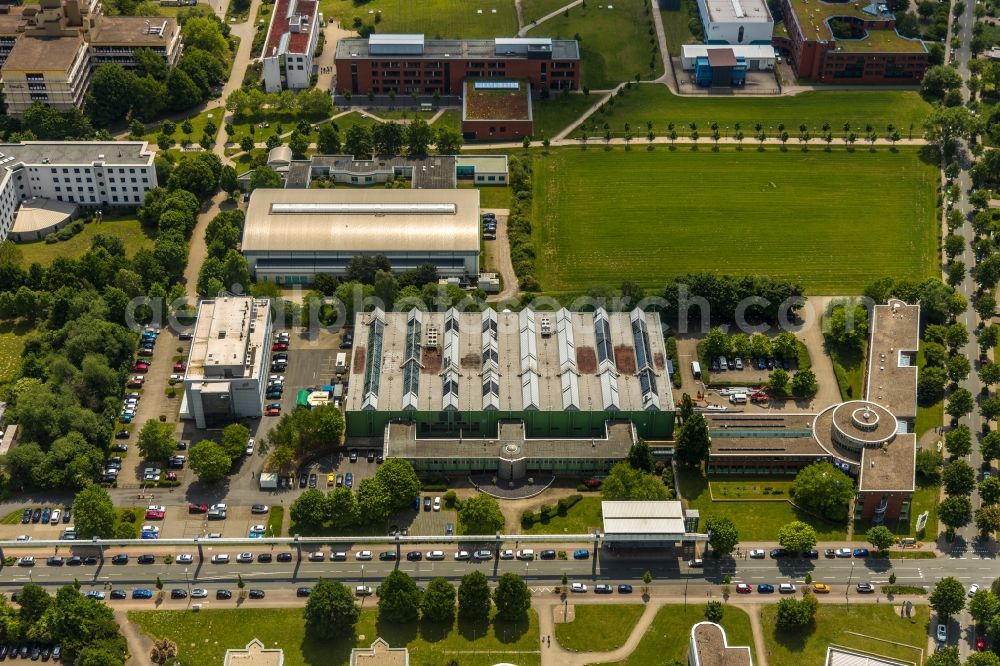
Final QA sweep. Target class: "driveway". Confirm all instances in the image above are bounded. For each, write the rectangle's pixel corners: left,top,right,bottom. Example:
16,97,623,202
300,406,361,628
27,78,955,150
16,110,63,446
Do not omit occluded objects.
483,208,517,302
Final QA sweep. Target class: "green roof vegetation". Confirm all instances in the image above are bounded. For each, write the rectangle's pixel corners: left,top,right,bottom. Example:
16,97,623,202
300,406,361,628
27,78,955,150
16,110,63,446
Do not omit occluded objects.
788,0,927,52
464,80,532,121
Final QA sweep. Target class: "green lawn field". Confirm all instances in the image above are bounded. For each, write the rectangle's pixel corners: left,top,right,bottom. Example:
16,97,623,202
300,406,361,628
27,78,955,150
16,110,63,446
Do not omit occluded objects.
678,468,848,540
523,0,578,23
531,147,938,294
532,93,596,139
17,217,155,266
581,85,933,138
321,0,518,39
760,604,929,666
522,496,603,534
555,604,645,652
589,604,755,666
145,108,223,146
660,0,700,55
528,0,663,89
0,320,29,386
131,607,540,666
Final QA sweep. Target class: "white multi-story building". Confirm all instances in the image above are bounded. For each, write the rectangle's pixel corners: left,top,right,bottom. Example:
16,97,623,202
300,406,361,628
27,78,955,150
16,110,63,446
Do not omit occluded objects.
181,297,273,429
0,141,157,243
261,0,319,92
696,0,773,45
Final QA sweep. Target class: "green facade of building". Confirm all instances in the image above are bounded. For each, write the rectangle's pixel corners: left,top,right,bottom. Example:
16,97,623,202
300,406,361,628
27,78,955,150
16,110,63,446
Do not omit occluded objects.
346,408,674,440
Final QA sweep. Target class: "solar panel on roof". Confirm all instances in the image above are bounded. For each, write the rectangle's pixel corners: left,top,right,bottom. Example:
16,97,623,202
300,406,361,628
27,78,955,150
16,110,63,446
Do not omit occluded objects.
473,81,519,90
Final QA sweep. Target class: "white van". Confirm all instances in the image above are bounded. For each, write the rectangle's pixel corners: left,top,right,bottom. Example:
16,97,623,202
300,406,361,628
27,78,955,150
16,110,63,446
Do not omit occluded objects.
691,361,701,379
516,549,535,560
335,353,347,374
729,392,748,404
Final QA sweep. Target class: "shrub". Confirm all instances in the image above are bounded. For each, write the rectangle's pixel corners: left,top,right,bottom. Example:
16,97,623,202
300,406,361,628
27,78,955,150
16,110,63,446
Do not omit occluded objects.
540,504,553,518
44,233,58,244
119,509,137,523
521,509,535,528
443,490,457,507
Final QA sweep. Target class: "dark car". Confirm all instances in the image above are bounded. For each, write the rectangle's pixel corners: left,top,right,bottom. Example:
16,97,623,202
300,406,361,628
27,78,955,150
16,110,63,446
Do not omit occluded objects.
296,587,311,597
803,549,819,559
379,551,397,561
299,474,308,488
277,552,293,562
769,548,789,558
66,556,82,566
216,589,232,600
111,554,128,565
31,508,41,523
539,549,557,560
857,582,875,593
170,589,188,599
0,645,8,659
82,557,98,565
824,549,837,558
423,496,432,511
757,584,775,593
248,589,265,599
308,474,317,488
137,555,155,564
618,584,633,594
367,450,376,463
115,430,130,440
257,553,272,563
594,584,613,594
853,548,870,558
266,391,283,400
110,590,127,600
349,450,358,463
46,557,63,567
406,551,422,561
21,508,31,524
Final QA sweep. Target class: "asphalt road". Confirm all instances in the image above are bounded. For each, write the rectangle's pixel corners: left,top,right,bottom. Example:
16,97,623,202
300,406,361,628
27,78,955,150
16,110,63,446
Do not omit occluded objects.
2,548,998,597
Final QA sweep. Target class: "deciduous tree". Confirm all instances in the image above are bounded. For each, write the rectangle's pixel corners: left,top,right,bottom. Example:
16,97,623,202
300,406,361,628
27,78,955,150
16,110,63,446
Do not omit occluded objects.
188,440,232,483
458,493,504,535
777,521,817,554
792,462,853,521
421,577,456,623
939,494,973,530
72,484,116,539
304,579,359,640
493,573,531,622
458,571,491,622
930,577,966,618
377,570,421,623
704,516,739,556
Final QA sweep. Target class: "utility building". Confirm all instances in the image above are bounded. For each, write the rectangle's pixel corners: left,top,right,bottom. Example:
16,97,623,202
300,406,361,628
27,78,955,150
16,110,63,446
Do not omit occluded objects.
262,0,319,92
181,297,273,429
696,0,773,45
241,188,480,285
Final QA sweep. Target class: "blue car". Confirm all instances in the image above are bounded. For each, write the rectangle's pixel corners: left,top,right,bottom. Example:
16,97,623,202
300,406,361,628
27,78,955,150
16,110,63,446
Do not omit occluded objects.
141,531,158,540
572,549,590,560
345,472,353,488
853,548,870,558
757,584,775,593
132,589,153,599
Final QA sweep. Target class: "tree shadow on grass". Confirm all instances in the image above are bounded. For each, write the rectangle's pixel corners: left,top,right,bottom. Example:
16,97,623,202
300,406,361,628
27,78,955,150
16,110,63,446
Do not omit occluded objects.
492,617,531,644
418,619,452,644
376,616,419,647
300,632,356,666
772,622,816,653
457,617,491,643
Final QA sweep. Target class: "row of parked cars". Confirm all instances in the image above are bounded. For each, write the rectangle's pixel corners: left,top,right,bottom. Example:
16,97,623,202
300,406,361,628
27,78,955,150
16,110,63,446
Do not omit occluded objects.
746,547,871,559
19,507,70,525
713,355,792,372
0,643,60,661
735,582,875,594
482,212,497,240
94,587,261,601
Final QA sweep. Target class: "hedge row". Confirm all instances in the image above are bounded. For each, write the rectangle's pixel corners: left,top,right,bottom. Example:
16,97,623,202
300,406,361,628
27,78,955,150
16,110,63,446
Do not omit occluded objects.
520,494,582,528
506,155,540,291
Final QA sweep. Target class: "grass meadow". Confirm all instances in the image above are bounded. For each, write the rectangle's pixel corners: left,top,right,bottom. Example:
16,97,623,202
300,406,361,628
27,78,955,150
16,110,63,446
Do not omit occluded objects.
581,85,933,139
527,0,663,89
531,147,938,294
132,607,540,666
760,604,929,666
554,604,645,652
590,604,755,666
17,217,155,266
321,0,518,39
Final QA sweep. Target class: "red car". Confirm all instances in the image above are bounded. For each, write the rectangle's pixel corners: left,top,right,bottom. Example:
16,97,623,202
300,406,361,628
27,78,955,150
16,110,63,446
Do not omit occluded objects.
272,342,288,351
188,503,208,514
173,362,186,372
132,365,150,373
265,407,281,416
166,472,178,481
127,376,145,388
145,509,164,520
735,583,752,594
977,638,987,651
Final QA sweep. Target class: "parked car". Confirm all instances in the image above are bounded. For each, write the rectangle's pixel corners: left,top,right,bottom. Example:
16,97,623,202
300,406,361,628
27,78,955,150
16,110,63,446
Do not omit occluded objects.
572,549,590,560
835,548,853,558
853,548,870,558
356,551,373,561
248,589,265,599
131,589,153,599
735,583,752,594
170,589,188,599
216,590,232,600
937,624,948,642
188,503,208,514
595,584,613,594
539,549,557,560
191,589,209,599
970,583,982,597
813,583,831,593
856,583,875,594
570,583,587,593
355,586,373,596
379,551,397,561
749,549,765,559
779,583,796,594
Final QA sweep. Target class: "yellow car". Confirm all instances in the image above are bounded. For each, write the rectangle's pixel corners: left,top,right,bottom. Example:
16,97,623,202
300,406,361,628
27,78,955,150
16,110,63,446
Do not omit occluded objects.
813,583,831,593
327,473,336,486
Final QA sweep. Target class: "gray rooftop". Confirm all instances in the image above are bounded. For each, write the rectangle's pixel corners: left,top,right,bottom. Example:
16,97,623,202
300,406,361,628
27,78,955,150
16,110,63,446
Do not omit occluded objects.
336,36,580,60
242,188,480,254
348,307,674,414
865,300,919,421
602,501,687,535
0,141,155,167
703,0,771,23
185,297,270,382
286,154,458,189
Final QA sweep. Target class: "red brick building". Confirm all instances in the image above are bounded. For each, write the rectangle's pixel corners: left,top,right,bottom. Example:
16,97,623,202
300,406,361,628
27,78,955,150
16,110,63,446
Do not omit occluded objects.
334,34,580,96
773,0,928,83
